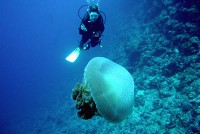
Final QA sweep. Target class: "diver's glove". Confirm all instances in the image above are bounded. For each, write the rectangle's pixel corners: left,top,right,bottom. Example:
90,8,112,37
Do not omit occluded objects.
81,24,87,31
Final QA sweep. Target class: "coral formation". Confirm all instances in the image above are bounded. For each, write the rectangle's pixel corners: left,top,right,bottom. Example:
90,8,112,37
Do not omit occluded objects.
72,83,101,119
104,0,200,133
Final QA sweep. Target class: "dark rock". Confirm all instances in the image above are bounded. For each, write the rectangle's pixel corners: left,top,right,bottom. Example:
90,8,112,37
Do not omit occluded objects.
128,50,141,66
153,99,162,110
134,91,145,107
152,47,167,57
164,113,176,129
159,87,174,98
188,125,200,134
181,102,192,112
178,113,193,128
162,62,181,77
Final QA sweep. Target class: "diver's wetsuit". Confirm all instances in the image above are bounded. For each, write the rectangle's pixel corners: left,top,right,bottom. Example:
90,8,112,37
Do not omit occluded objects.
79,12,104,50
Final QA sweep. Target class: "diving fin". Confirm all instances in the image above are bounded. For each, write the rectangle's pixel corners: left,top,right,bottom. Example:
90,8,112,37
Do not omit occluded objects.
66,47,81,62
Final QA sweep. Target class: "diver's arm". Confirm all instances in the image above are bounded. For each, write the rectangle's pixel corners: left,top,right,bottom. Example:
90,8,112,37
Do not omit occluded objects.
79,13,89,34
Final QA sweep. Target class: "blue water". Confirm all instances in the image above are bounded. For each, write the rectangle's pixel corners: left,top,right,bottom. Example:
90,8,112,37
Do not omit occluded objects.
0,0,138,133
2,0,198,133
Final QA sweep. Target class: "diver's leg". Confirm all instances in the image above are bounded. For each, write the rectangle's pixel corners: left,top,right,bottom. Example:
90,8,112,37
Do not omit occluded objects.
79,35,89,50
90,37,100,47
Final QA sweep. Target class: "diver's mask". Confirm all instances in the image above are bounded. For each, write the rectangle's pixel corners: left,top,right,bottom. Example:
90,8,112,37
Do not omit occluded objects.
89,12,99,22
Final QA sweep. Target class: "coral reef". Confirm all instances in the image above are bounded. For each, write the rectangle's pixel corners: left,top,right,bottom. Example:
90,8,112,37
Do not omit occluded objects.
104,0,200,133
72,83,101,120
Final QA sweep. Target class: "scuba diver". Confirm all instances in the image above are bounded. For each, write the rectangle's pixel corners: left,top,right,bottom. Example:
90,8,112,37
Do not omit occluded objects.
78,5,105,50
66,4,105,62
